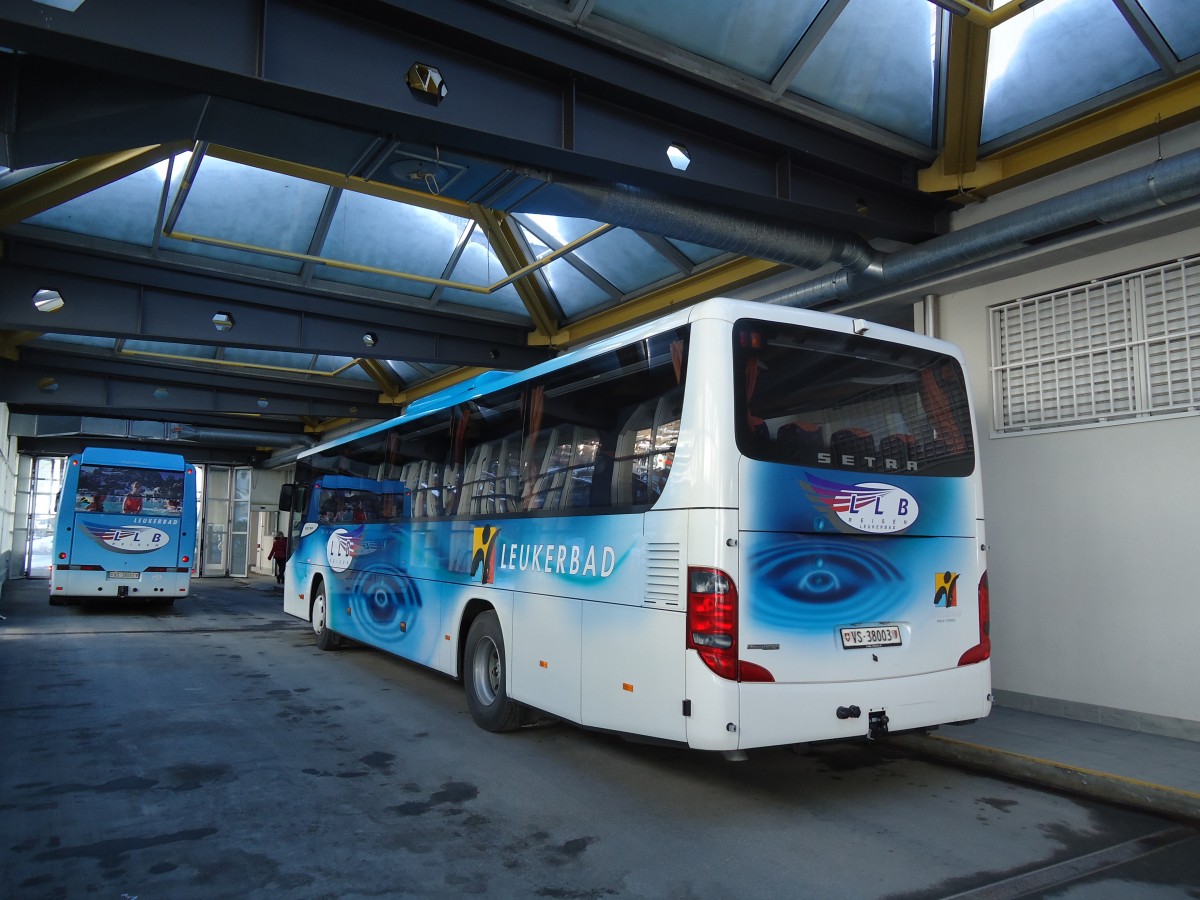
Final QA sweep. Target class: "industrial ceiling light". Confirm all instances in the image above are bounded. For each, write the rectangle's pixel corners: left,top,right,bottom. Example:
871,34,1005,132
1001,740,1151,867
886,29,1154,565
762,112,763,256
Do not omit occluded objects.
407,62,448,105
212,312,235,331
37,377,59,394
257,398,270,408
666,143,691,171
33,289,65,313
363,332,378,347
153,388,170,400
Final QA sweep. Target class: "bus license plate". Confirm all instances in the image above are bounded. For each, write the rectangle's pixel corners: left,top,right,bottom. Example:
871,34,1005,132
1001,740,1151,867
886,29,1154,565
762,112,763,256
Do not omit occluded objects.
107,571,140,580
841,625,902,649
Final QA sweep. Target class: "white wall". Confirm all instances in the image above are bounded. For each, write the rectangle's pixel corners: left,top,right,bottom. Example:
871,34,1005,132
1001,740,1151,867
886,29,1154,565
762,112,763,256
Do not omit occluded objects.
940,216,1200,732
0,404,19,596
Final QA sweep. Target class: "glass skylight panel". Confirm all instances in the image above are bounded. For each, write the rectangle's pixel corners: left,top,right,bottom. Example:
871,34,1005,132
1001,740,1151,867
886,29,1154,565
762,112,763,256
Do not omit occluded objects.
982,0,1159,144
593,0,825,81
570,228,678,294
33,334,114,350
438,240,530,317
666,238,725,266
786,0,939,145
540,257,614,318
315,355,373,381
1137,0,1200,61
123,340,219,359
24,163,166,246
222,347,316,370
161,155,325,273
313,191,470,297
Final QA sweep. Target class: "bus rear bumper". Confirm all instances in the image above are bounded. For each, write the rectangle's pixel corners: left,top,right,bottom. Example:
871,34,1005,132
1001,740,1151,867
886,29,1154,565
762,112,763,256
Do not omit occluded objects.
734,663,992,751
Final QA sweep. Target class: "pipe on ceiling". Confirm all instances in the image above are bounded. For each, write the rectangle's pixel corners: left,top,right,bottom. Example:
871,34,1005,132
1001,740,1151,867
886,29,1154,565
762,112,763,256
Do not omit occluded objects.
762,145,1200,308
514,179,883,273
171,424,314,449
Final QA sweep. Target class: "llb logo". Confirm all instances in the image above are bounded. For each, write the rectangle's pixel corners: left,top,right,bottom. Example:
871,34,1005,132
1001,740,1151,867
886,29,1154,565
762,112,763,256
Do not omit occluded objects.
82,520,170,554
803,475,920,534
326,526,364,573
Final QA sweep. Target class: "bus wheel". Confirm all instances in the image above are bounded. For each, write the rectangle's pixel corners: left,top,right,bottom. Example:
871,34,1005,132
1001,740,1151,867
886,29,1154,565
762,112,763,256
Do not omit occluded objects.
312,583,340,651
464,611,521,732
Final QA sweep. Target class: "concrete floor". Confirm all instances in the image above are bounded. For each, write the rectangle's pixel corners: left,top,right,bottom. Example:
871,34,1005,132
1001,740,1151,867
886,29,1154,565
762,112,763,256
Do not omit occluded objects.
2,575,1197,899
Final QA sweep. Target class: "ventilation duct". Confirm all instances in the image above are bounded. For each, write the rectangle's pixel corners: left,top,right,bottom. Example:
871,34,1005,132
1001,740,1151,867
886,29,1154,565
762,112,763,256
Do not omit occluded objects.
515,178,882,273
171,424,314,449
763,146,1200,308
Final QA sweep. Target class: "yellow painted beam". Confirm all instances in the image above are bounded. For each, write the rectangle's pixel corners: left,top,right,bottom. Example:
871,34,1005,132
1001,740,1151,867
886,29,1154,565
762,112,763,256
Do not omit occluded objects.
382,366,492,406
358,358,402,398
936,18,991,181
0,144,186,228
921,71,1200,196
475,206,560,338
207,145,477,219
0,330,41,361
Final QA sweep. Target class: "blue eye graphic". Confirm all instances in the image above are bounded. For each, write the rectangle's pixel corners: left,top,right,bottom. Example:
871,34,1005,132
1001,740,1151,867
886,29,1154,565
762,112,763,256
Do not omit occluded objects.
748,539,905,631
349,560,423,644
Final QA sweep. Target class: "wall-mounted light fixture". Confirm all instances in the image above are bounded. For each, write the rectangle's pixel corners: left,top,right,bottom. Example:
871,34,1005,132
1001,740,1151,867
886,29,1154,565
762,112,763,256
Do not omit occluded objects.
257,398,270,409
363,332,378,347
212,312,235,331
153,388,170,400
667,143,691,171
37,377,59,393
33,289,65,313
407,62,448,105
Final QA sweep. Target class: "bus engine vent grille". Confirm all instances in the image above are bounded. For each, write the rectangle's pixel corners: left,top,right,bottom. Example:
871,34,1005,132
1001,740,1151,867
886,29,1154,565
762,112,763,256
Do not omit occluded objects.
645,542,682,607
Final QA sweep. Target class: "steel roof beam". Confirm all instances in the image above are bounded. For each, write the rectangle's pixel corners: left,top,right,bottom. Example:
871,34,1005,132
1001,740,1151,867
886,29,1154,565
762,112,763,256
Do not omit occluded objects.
0,244,550,369
0,0,941,240
0,354,395,419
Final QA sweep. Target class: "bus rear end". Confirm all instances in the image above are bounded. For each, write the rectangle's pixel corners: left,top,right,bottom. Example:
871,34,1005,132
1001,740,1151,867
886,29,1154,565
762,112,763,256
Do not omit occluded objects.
686,315,990,751
50,451,196,605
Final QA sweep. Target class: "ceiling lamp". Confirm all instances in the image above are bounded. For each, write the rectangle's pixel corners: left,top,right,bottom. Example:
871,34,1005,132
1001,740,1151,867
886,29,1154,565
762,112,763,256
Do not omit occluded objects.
33,289,65,313
363,332,378,347
212,312,235,332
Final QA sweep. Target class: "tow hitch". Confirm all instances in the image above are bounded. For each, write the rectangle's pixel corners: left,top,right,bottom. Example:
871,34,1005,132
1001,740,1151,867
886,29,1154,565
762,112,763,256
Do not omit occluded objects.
868,709,890,740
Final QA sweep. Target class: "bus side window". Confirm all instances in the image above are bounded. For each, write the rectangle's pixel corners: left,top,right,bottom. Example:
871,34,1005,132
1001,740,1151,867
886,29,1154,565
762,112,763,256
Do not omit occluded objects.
613,402,654,508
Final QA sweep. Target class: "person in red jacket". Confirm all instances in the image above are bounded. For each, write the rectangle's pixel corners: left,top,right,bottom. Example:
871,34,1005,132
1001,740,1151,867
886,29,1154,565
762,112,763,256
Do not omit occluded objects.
122,482,144,514
268,531,288,584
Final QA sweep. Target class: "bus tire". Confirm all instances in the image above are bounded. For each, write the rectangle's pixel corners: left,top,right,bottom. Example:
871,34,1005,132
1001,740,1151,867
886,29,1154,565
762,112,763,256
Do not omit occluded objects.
312,582,340,651
464,611,521,732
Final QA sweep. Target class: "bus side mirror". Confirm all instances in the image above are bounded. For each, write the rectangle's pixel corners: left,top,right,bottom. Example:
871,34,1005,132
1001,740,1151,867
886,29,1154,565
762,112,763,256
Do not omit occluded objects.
279,483,295,512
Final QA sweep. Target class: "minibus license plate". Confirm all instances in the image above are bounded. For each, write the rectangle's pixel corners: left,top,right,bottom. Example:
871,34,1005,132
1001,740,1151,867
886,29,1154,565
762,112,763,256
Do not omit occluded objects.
107,571,140,580
841,625,901,649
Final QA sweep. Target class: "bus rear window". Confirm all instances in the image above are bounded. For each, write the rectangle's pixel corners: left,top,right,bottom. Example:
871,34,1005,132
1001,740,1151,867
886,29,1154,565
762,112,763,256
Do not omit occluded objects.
75,465,187,515
734,319,974,477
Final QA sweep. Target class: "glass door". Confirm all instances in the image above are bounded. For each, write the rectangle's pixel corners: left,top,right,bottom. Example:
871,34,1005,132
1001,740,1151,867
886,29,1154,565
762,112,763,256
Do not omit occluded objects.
230,467,251,577
25,456,67,577
203,466,230,576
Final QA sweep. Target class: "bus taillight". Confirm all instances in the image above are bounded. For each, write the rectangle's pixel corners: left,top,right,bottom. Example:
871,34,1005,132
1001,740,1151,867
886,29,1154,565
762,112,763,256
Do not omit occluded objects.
686,567,774,683
957,570,991,666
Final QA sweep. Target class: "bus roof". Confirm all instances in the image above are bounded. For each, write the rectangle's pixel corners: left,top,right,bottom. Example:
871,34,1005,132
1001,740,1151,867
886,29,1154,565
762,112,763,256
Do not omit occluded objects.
78,447,189,469
299,297,965,461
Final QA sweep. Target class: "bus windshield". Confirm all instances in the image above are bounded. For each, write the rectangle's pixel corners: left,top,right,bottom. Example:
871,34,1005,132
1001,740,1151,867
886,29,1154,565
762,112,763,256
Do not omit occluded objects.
734,318,975,477
74,464,187,516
